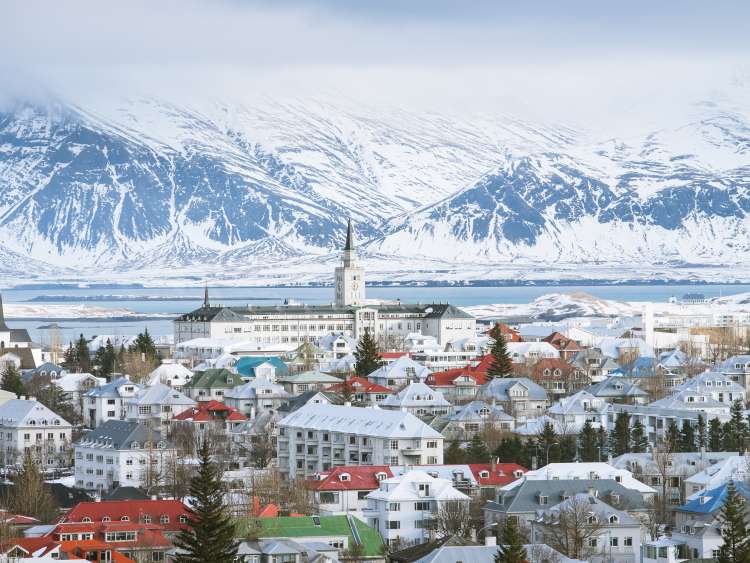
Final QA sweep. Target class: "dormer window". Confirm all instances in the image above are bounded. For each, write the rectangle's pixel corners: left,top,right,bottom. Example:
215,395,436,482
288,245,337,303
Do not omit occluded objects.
538,495,548,505
102,516,111,522
82,517,92,523
339,473,350,482
479,470,489,479
587,515,597,524
376,472,387,481
121,516,130,521
609,515,619,523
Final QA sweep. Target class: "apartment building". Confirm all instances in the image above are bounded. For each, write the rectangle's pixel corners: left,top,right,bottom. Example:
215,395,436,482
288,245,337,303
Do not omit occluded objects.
0,399,73,468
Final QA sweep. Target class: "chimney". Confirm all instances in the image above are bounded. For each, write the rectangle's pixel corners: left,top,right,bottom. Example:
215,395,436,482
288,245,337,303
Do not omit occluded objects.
485,535,497,546
491,457,497,473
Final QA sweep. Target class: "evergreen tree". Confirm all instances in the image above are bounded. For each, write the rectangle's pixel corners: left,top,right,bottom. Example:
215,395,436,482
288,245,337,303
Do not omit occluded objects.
679,419,696,452
7,450,58,522
631,420,648,453
709,418,724,452
610,412,631,456
697,416,707,450
578,421,598,462
1,365,26,396
486,325,513,379
596,427,607,461
94,339,117,379
174,439,238,563
537,422,558,465
723,401,748,452
717,480,750,563
466,434,490,463
75,334,91,373
558,435,577,463
354,329,382,377
493,437,525,466
444,440,466,464
495,517,528,563
130,328,158,358
35,380,80,425
61,342,78,372
666,419,680,451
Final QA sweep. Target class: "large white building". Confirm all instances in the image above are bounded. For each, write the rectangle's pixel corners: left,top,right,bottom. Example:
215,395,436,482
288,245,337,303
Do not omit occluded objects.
0,399,73,468
363,470,469,547
0,294,43,369
74,419,176,492
173,224,475,348
277,403,445,479
83,377,143,428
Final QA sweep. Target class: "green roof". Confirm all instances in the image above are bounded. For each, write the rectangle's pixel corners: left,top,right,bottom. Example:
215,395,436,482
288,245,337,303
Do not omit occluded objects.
183,368,241,389
238,515,383,557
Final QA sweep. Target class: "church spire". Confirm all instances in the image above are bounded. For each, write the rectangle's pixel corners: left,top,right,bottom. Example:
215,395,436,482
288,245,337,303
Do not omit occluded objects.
0,293,9,332
203,285,210,308
344,219,354,251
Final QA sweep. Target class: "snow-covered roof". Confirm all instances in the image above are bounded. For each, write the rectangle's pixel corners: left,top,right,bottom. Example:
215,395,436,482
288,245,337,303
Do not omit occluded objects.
443,400,512,423
480,377,548,402
506,341,559,360
502,462,655,495
594,336,654,359
684,455,750,495
0,399,72,428
85,377,142,398
129,383,196,407
537,493,640,526
147,363,194,386
278,404,443,439
548,390,608,416
366,470,469,503
381,382,451,409
367,355,431,381
52,372,105,393
226,376,289,400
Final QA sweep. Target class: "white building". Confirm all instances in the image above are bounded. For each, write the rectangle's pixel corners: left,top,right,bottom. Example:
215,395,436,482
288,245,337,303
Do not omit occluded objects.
380,379,452,418
51,372,105,415
125,383,196,429
506,341,560,364
173,233,476,347
367,356,432,389
364,470,469,547
147,362,194,389
547,390,609,432
82,377,143,428
74,419,176,492
683,455,750,498
0,294,43,369
224,375,290,419
277,404,445,479
0,399,73,468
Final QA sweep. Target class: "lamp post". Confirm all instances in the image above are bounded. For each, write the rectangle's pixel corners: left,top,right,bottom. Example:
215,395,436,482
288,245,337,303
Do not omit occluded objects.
546,442,558,466
597,445,602,463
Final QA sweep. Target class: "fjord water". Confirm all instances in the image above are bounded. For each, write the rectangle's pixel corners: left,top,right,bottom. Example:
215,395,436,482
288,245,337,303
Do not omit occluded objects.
5,283,750,344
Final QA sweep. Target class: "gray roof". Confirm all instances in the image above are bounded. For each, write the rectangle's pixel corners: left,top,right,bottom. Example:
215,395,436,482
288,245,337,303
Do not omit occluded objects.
612,452,739,476
413,544,582,563
85,376,142,398
423,304,473,320
443,400,512,422
130,383,195,407
537,493,640,526
0,398,73,428
480,378,548,402
76,419,173,450
587,377,648,398
484,479,646,515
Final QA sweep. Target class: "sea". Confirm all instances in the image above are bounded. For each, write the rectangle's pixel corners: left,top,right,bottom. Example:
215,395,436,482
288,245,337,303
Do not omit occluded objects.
3,283,750,347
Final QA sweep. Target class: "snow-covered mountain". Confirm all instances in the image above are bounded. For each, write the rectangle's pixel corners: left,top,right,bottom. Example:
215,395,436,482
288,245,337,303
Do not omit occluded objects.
1,93,750,284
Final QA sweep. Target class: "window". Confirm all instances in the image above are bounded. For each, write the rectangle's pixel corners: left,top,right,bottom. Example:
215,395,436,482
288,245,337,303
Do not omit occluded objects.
624,537,633,547
426,440,438,449
388,503,400,511
387,520,400,530
390,440,399,449
179,515,188,524
415,501,430,511
160,515,169,524
588,538,597,548
610,537,618,547
609,515,619,523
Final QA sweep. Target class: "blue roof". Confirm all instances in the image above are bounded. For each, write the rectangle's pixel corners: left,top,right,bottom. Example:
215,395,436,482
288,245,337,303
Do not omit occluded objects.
235,356,288,378
678,481,750,514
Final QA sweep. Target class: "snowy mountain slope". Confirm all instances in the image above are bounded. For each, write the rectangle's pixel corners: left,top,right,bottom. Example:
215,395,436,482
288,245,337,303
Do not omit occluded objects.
1,93,750,283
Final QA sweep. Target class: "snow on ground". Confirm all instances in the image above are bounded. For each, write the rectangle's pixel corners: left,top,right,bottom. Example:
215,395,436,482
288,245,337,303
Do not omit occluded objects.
3,303,171,319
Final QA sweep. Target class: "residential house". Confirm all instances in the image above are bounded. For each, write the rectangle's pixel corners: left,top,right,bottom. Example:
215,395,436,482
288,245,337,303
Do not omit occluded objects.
391,541,583,563
669,370,746,406
389,463,527,499
525,358,581,396
318,333,358,360
51,373,104,415
718,354,750,393
542,332,582,361
62,499,190,538
74,420,176,491
0,399,72,468
83,377,143,428
479,377,548,421
322,377,393,406
587,377,649,405
505,342,559,365
146,362,194,389
425,356,490,402
364,470,469,546
683,455,750,498
277,371,342,395
367,356,432,390
380,380,452,419
234,356,289,380
436,400,514,440
125,384,195,429
310,465,394,517
172,400,248,435
547,390,609,432
182,368,247,402
571,348,620,384
224,375,290,419
276,404,444,479
0,294,43,369
532,493,642,563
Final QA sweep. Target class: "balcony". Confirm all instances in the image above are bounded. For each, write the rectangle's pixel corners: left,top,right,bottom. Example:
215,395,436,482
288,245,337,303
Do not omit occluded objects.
401,445,424,456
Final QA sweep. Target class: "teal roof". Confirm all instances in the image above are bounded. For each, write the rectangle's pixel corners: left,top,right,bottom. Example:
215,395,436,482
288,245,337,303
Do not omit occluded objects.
235,356,289,378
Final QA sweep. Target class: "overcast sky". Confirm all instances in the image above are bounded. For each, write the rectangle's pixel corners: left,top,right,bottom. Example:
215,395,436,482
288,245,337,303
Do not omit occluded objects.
2,1,749,123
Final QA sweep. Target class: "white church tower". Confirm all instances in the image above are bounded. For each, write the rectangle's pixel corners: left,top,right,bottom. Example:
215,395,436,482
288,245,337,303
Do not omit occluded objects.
335,219,365,307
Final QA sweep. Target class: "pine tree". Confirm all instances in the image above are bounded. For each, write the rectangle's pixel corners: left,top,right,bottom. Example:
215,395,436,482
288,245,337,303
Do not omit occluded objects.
75,334,91,373
666,420,680,451
466,434,490,463
717,480,750,563
1,365,26,396
495,517,528,563
94,339,117,379
709,418,723,451
354,329,382,377
578,421,598,462
493,437,525,466
61,342,78,372
631,420,648,453
174,439,238,563
36,380,80,425
486,325,513,379
596,427,607,461
444,440,466,464
558,435,577,463
537,422,558,465
679,420,696,452
130,328,158,358
723,401,748,452
697,416,707,450
610,412,631,456
7,450,58,522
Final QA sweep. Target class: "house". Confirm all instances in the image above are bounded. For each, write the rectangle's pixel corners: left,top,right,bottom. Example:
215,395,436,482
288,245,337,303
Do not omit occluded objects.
277,371,342,395
505,342,560,364
125,384,196,429
322,377,393,406
146,362,194,389
483,479,648,535
390,540,582,563
74,420,176,492
542,332,582,361
524,357,581,396
233,538,360,563
611,452,738,506
436,400,514,440
586,377,649,405
571,348,620,384
389,463,527,499
367,356,432,390
318,333,358,360
25,362,66,380
532,493,642,563
234,356,289,380
83,377,143,428
62,499,190,537
310,465,394,518
0,399,73,468
182,368,247,402
718,354,750,393
171,400,248,434
50,522,172,563
51,373,105,414
683,455,750,498
668,370,746,406
641,537,683,563
364,470,470,547
0,294,43,369
380,380,452,419
425,356,491,401
276,404,444,479
487,323,523,343
669,481,750,560
547,390,609,432
224,375,290,418
479,377,548,421
501,462,656,499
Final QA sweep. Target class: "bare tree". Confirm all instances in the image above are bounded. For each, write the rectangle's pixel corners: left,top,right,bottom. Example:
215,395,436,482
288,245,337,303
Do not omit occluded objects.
534,495,605,560
527,544,563,563
651,440,676,528
433,500,472,538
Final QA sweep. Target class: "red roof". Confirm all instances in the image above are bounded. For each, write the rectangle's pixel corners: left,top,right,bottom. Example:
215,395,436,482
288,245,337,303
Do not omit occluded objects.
1,537,59,557
427,355,492,387
54,521,171,549
485,323,523,342
323,376,393,395
468,463,528,486
381,352,410,359
309,465,393,491
63,500,190,533
0,510,39,526
528,358,574,378
173,400,247,422
60,540,136,563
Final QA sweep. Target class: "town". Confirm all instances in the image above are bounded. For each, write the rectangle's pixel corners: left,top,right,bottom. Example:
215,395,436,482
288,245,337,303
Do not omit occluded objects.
2,228,750,563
